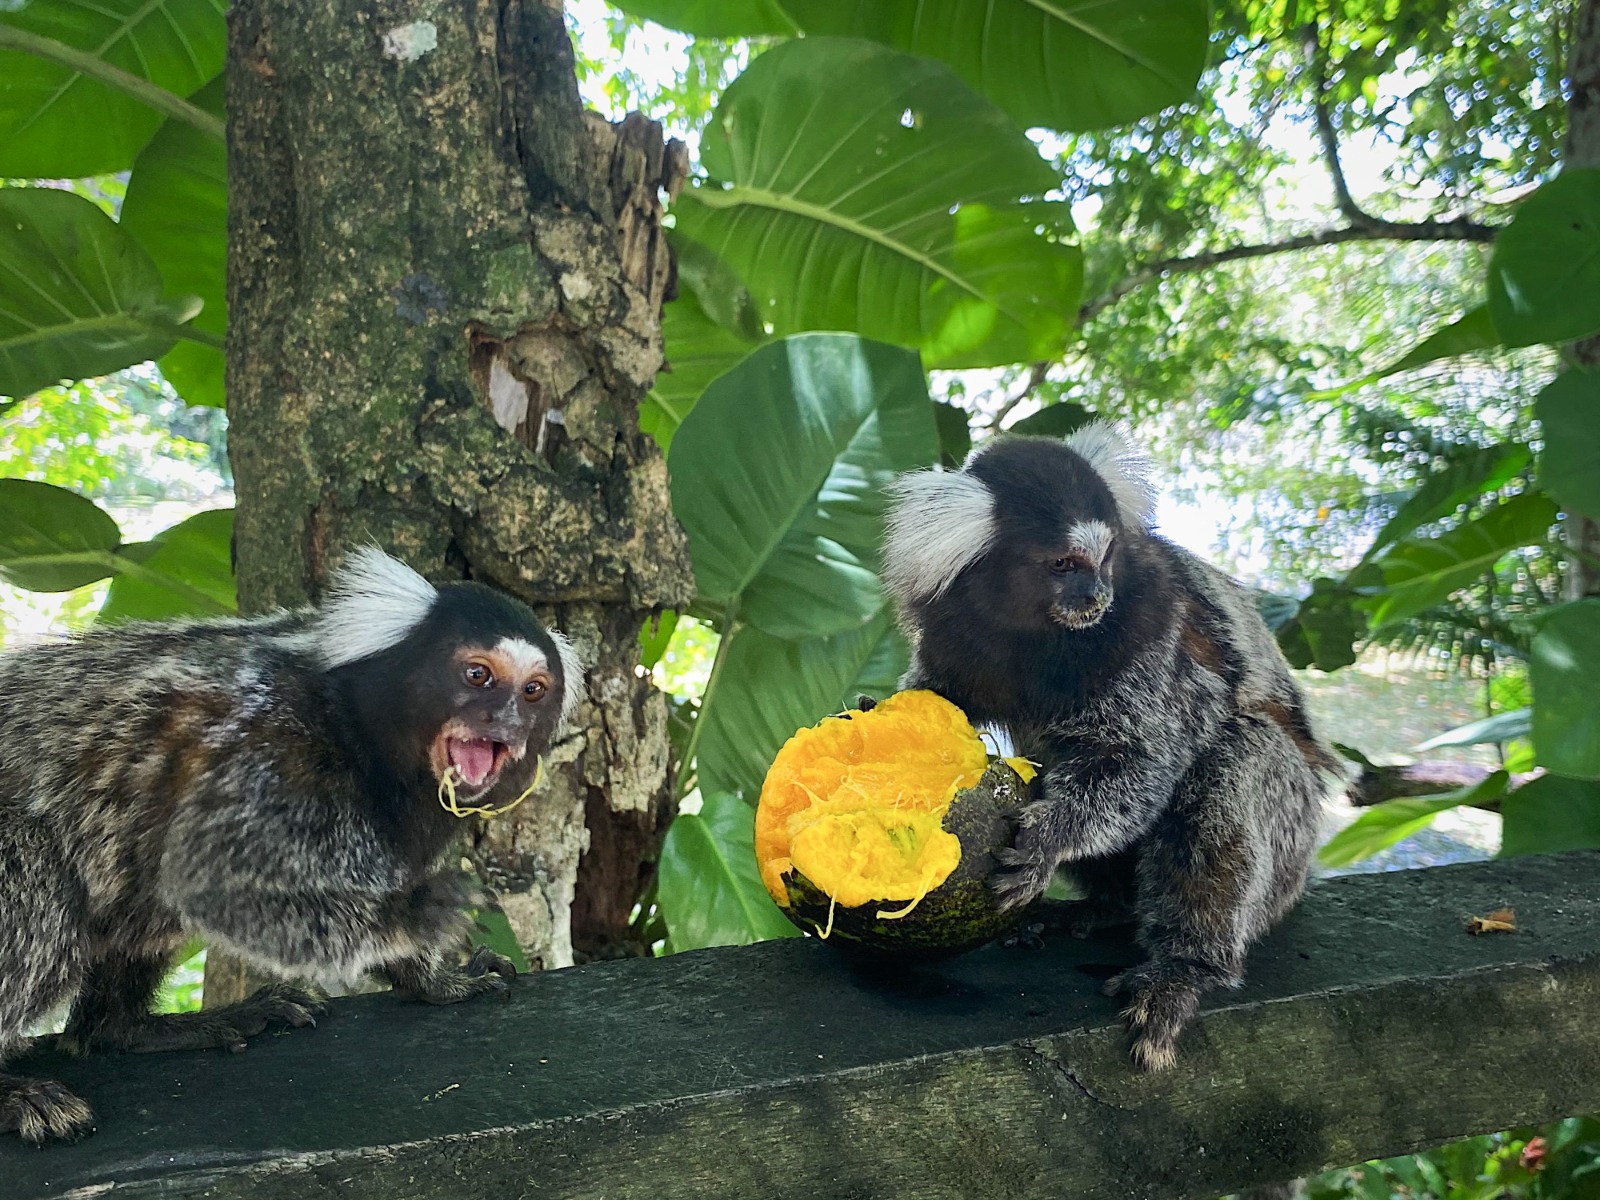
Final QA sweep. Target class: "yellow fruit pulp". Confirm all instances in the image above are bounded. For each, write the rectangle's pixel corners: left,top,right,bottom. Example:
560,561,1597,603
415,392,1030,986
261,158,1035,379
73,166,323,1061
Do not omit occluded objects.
755,690,989,909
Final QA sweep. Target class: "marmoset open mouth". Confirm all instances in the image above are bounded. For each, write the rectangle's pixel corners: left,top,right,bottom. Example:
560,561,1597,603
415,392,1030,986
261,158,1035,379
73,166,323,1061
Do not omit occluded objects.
430,730,515,794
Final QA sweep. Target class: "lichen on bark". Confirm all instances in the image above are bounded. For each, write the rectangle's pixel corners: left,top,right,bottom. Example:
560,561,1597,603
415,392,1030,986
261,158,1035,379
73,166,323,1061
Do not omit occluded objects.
223,0,692,990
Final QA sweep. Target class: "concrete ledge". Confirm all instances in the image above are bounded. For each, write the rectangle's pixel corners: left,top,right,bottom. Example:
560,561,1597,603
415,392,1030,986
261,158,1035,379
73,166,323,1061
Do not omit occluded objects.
5,852,1598,1200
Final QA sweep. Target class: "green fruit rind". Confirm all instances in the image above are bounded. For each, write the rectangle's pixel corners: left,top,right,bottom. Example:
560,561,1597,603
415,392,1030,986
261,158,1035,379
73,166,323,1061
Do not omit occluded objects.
779,759,1029,958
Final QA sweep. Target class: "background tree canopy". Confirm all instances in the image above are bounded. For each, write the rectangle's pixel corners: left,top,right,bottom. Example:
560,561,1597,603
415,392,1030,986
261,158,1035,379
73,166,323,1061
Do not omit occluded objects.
2,0,1598,1190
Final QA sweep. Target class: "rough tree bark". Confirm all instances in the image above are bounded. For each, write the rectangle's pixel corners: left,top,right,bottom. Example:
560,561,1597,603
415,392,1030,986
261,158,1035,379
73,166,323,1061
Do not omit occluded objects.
214,0,692,999
1566,0,1600,598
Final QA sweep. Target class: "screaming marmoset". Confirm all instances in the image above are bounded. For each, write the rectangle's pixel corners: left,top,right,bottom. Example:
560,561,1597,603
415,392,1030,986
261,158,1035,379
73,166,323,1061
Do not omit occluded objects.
0,548,582,1143
884,421,1338,1070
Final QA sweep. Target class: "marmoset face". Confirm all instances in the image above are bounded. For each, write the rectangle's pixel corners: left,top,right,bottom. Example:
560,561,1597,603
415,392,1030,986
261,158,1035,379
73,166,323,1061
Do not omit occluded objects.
425,636,560,799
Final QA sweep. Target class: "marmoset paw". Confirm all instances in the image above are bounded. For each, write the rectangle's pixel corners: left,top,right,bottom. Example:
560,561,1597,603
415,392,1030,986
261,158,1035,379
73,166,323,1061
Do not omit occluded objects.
401,946,516,1006
1104,966,1199,1072
989,807,1067,912
0,1077,95,1145
401,873,483,946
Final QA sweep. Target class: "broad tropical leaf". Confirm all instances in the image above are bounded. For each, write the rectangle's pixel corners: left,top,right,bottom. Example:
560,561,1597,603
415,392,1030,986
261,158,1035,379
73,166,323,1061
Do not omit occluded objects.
99,507,236,623
1006,402,1096,438
1318,305,1499,398
1318,772,1508,868
121,76,227,409
697,611,901,799
0,477,121,591
1499,775,1600,857
668,333,938,640
0,0,227,177
1530,600,1600,781
1414,708,1531,753
657,790,800,951
610,0,1209,131
1368,492,1557,628
0,188,200,400
1489,169,1600,348
1535,371,1600,518
1358,442,1532,567
644,287,763,454
672,38,1082,369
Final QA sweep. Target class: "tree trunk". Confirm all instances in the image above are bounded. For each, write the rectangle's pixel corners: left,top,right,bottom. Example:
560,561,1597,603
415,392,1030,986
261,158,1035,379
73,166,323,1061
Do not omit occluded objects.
1566,0,1600,599
212,0,692,1000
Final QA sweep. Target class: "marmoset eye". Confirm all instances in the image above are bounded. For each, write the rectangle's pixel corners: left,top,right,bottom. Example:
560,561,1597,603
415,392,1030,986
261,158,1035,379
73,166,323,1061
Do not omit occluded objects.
1049,557,1076,574
523,679,548,702
464,662,493,687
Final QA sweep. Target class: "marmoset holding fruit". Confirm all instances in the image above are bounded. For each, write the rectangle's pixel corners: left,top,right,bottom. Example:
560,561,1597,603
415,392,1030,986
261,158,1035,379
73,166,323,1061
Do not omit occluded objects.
884,423,1338,1070
0,548,581,1143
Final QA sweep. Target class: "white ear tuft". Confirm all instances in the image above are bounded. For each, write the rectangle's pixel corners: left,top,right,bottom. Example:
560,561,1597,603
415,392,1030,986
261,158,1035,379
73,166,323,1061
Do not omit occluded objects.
313,547,438,669
1064,420,1156,528
547,627,586,728
882,469,997,604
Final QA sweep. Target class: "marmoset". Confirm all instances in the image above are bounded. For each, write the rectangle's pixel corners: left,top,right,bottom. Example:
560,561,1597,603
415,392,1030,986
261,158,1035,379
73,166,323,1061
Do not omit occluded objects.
884,423,1337,1070
0,548,582,1143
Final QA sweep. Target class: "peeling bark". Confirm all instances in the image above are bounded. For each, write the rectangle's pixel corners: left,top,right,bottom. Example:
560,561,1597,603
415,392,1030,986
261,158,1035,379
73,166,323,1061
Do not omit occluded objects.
219,0,692,996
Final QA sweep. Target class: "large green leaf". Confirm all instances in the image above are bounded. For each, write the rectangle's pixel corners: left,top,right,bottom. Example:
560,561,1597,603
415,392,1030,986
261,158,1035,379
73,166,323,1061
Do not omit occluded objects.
1356,442,1532,568
657,790,799,952
1318,772,1509,869
0,187,201,400
121,75,226,409
99,507,235,623
0,0,227,177
1368,491,1558,628
1530,600,1600,781
0,477,121,591
672,38,1082,369
1535,371,1600,518
1317,305,1500,399
698,610,901,799
1499,775,1600,857
1413,708,1531,753
1489,169,1600,348
611,0,1209,131
668,333,938,640
643,288,763,455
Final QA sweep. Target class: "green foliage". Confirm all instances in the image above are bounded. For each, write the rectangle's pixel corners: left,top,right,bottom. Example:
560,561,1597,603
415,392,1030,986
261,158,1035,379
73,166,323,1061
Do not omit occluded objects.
668,333,937,640
119,76,227,409
1529,601,1600,781
0,476,122,591
657,790,799,950
1308,1116,1600,1200
1500,775,1600,858
100,507,234,622
611,0,1210,132
1490,170,1600,348
1322,306,1500,399
1369,492,1557,629
0,0,225,177
658,332,930,947
0,187,203,402
0,478,234,616
673,38,1083,369
1318,773,1508,869
1535,372,1600,519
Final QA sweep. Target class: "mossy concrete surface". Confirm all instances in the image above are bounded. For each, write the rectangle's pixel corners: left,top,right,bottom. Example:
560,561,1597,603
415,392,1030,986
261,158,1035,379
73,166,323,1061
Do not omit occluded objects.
4,853,1597,1199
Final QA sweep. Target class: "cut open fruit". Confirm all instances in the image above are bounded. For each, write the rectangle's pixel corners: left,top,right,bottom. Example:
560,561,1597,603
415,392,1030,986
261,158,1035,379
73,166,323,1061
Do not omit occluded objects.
754,690,1032,957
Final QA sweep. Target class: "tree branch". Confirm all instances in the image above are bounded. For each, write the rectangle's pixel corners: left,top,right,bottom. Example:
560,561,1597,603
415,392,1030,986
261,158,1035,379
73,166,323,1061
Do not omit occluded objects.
987,360,1051,430
0,24,223,142
1077,219,1499,325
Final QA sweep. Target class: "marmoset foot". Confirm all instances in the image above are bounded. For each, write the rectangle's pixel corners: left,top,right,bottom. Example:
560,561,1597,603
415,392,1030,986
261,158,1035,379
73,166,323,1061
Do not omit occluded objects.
1103,963,1203,1072
0,1075,95,1145
389,946,516,1006
59,983,325,1057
